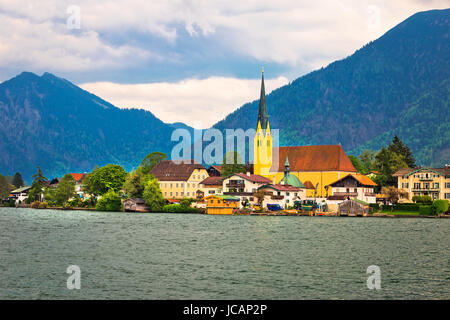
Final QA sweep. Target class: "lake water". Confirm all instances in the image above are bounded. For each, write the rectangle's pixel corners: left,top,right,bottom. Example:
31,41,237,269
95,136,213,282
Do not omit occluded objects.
0,208,449,299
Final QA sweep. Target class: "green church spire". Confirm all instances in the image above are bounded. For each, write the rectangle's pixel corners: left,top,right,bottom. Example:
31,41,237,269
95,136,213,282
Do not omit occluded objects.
257,68,269,131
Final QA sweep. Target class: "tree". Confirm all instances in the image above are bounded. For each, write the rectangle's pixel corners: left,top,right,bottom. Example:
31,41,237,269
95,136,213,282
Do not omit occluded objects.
359,150,375,173
27,167,48,203
388,135,416,168
12,172,25,188
96,189,122,211
253,189,267,210
221,151,247,177
142,176,165,212
54,174,77,205
372,147,408,187
348,155,365,173
123,167,151,198
381,186,408,210
139,152,167,174
0,174,14,199
83,164,127,196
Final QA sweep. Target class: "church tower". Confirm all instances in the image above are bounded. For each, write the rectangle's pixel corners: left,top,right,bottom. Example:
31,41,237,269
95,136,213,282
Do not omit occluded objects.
253,68,272,177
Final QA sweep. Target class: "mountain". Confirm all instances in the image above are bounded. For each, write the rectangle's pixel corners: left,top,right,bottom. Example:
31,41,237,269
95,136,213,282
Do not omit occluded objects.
213,9,450,166
0,72,193,180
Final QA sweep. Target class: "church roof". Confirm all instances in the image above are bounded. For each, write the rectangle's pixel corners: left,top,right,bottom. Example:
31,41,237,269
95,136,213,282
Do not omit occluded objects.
270,145,357,172
256,70,269,131
280,174,306,188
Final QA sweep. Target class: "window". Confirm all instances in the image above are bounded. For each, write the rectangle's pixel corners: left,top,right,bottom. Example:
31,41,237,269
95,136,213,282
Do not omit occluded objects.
176,183,178,188
170,192,172,196
414,183,420,189
433,183,439,189
176,192,178,196
164,192,167,196
405,183,409,188
187,192,190,196
446,183,450,189
445,193,450,199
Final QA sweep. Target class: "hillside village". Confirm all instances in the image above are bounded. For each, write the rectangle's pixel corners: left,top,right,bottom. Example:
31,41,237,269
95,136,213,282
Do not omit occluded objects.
1,71,449,217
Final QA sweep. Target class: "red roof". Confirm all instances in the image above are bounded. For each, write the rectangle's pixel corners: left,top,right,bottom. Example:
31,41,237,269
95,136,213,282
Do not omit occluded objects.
200,176,223,186
270,145,356,172
231,173,272,184
70,173,85,182
151,160,205,181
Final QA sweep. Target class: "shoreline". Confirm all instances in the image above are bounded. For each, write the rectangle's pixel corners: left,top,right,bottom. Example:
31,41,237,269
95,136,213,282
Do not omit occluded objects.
2,206,449,218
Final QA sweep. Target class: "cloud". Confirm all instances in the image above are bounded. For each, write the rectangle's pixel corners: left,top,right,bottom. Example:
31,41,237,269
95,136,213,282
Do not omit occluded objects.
80,76,289,128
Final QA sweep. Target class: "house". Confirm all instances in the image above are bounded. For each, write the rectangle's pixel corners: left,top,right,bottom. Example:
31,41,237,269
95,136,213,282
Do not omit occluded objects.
222,172,272,207
204,195,240,215
10,186,31,204
365,171,381,179
199,176,223,196
257,184,305,209
338,199,370,216
252,70,357,198
207,165,222,177
303,181,317,198
393,166,450,201
151,160,209,199
69,173,86,198
123,198,150,212
327,174,377,203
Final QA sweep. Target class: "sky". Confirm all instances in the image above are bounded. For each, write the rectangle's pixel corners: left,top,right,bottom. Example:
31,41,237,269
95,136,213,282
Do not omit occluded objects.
0,0,448,128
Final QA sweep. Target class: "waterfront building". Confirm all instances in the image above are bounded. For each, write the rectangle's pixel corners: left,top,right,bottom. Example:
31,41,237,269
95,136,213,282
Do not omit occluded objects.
252,70,357,197
207,165,222,177
10,186,31,204
327,174,377,203
199,176,223,196
204,195,240,215
257,184,305,209
221,172,271,206
151,160,209,199
393,166,450,200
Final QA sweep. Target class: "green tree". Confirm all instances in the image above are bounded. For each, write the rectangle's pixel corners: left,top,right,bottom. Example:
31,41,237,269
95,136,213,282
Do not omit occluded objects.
142,176,165,212
0,174,14,199
54,174,77,205
12,172,25,188
372,147,408,187
96,189,123,211
388,135,416,168
381,186,408,210
27,167,48,203
123,167,151,198
139,152,167,174
221,151,247,177
359,150,375,173
348,155,365,173
83,164,127,196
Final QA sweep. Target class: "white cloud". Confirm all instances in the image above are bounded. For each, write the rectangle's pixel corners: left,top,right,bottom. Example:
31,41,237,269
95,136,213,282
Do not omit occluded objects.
80,76,289,128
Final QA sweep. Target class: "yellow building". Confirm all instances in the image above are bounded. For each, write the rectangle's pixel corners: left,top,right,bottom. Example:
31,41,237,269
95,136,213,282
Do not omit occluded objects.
205,195,240,215
151,160,209,199
393,166,450,201
253,70,357,198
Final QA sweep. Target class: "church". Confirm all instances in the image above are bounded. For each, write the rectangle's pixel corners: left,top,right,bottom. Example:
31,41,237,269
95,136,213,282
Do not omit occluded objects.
253,70,357,198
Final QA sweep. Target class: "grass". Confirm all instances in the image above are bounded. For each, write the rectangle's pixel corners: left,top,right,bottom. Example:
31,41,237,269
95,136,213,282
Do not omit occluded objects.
380,210,420,216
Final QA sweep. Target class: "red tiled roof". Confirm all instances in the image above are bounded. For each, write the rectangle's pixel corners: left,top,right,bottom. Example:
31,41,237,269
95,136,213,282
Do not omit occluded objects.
232,173,272,184
270,145,357,172
200,176,223,186
259,184,303,192
70,173,85,182
151,160,206,181
303,181,316,189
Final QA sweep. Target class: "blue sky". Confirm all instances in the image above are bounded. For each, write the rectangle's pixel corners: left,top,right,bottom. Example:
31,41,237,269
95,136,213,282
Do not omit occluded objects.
0,0,447,127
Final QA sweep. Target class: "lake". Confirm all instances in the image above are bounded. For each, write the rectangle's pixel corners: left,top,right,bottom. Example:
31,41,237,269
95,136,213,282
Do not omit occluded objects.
0,207,449,299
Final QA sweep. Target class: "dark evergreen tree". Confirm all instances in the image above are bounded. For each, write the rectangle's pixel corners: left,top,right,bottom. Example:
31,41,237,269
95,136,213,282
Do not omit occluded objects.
388,135,416,168
12,172,25,188
27,167,48,202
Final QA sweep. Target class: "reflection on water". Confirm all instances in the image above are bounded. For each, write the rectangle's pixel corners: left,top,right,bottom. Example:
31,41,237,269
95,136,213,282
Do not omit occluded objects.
0,208,449,299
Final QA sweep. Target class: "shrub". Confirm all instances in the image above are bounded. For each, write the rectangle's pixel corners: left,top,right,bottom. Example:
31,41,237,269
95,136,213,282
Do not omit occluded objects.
38,202,48,209
414,195,432,204
162,204,200,213
419,205,433,215
394,203,420,211
96,190,123,212
30,201,41,209
369,203,380,211
432,200,449,215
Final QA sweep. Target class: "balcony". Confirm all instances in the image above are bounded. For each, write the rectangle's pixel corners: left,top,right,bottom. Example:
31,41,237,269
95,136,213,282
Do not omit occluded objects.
333,192,358,197
364,193,376,197
226,182,245,188
412,187,439,192
271,195,284,200
419,177,433,181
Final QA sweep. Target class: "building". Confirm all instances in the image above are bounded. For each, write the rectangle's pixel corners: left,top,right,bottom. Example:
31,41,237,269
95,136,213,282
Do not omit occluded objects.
222,172,272,206
207,165,222,177
393,166,450,201
70,173,86,198
257,184,305,209
303,181,317,198
199,176,223,196
151,160,209,199
205,195,240,215
327,174,377,203
252,70,357,197
365,171,381,179
123,198,150,212
10,186,31,204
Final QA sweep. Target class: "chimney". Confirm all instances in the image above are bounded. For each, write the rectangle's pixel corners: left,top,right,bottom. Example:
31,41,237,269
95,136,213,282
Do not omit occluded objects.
246,171,251,177
273,176,276,185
